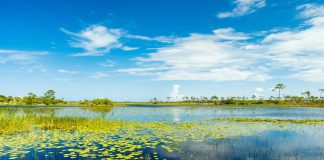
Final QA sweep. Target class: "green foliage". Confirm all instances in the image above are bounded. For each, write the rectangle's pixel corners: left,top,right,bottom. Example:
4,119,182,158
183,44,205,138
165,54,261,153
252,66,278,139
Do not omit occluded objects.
272,83,286,99
79,98,114,107
0,90,66,106
0,95,6,102
145,84,323,106
146,86,324,106
23,93,38,105
41,90,56,105
149,97,158,104
223,98,237,104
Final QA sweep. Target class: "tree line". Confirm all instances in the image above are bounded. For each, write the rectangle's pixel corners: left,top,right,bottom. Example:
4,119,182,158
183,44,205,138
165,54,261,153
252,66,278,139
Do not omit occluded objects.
0,90,113,107
0,90,65,105
149,84,324,106
79,98,113,107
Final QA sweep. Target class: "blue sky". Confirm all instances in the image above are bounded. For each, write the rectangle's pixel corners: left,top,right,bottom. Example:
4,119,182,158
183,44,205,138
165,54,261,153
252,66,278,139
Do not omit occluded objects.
0,0,324,101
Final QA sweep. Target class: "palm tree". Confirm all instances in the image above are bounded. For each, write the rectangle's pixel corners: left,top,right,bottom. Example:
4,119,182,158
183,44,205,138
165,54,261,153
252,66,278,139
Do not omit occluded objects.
301,91,312,102
319,89,324,99
272,83,285,99
210,96,218,102
251,95,256,101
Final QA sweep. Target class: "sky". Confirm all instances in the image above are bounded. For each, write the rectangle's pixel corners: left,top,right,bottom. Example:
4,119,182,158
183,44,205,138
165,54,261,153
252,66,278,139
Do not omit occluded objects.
0,0,324,101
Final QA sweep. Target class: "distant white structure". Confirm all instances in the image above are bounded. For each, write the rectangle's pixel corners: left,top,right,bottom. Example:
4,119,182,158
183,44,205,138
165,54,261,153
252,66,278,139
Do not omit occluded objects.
171,84,184,101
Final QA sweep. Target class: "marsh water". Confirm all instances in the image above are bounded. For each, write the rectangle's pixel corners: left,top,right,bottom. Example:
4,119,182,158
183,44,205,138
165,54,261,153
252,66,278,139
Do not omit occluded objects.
0,105,323,160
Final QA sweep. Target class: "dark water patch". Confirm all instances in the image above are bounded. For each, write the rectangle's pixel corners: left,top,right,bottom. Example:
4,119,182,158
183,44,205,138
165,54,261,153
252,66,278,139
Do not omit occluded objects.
170,129,323,160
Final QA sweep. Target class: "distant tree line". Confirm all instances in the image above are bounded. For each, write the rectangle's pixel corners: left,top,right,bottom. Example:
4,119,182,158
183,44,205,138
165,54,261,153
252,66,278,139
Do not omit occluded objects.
79,98,114,107
0,89,114,107
149,84,324,106
0,90,66,105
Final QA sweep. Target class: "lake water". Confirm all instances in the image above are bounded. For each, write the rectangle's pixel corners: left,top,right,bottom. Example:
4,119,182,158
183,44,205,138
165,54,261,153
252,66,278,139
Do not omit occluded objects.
55,105,324,121
0,105,323,160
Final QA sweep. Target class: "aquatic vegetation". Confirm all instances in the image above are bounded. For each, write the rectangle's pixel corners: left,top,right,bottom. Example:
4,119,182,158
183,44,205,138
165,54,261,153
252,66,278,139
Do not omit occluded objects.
212,118,324,125
0,120,294,159
0,107,323,159
81,106,113,114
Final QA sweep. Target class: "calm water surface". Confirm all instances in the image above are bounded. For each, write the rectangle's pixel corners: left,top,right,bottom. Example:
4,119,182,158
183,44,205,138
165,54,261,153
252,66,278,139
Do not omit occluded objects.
0,105,323,160
55,105,324,121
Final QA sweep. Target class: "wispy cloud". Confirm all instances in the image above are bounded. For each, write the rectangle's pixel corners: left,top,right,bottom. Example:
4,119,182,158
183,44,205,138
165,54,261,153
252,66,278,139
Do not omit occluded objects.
99,59,117,67
213,28,251,40
61,25,175,56
253,3,324,81
20,65,47,73
61,25,124,56
56,69,79,74
118,28,270,81
118,3,324,82
121,46,139,51
0,49,48,64
296,3,324,19
217,0,266,19
125,35,176,43
54,78,70,82
91,71,109,79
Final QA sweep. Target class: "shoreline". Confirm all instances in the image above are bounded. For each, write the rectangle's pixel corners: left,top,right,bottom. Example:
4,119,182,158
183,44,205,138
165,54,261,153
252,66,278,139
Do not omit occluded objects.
1,103,324,108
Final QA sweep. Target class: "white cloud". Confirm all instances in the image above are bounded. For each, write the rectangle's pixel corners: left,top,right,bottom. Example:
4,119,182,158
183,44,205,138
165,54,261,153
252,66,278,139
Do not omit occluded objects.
117,66,169,75
56,69,78,74
118,28,270,81
217,0,266,18
91,71,108,79
36,3,323,85
255,87,264,92
61,25,177,56
54,78,70,82
118,3,324,82
291,69,324,82
170,84,184,101
99,59,117,67
121,46,139,51
0,50,48,64
61,25,124,56
20,65,47,73
213,28,250,40
252,87,265,97
297,3,324,19
252,3,324,81
126,35,176,43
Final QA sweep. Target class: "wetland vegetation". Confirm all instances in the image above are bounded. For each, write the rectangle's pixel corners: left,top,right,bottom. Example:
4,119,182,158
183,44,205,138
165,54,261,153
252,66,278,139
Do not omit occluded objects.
146,84,324,107
0,90,114,107
1,84,323,108
0,105,323,159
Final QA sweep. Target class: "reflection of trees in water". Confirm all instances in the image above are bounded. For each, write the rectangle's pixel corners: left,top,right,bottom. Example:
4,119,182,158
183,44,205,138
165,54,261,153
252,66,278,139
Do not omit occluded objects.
177,130,323,160
0,108,20,116
81,106,113,118
0,107,61,117
22,108,60,117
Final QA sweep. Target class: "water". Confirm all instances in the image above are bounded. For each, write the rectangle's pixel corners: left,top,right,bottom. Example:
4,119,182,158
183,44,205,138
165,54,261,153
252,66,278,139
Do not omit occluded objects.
0,105,323,160
57,105,324,121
